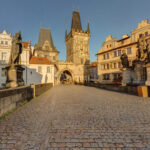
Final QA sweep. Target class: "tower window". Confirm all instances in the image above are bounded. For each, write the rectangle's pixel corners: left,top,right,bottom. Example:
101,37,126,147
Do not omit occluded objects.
81,58,83,64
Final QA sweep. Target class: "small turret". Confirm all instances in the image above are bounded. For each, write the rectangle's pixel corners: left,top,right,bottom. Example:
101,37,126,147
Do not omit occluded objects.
65,29,68,37
87,22,90,33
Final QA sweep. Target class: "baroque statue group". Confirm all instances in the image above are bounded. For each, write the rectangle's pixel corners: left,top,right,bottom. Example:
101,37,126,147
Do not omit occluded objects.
120,36,150,86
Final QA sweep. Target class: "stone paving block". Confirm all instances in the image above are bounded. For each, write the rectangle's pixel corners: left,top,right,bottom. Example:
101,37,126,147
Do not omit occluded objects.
0,85,150,149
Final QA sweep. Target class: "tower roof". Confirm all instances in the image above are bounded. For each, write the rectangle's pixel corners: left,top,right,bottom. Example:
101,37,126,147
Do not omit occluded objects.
71,11,82,30
38,28,54,48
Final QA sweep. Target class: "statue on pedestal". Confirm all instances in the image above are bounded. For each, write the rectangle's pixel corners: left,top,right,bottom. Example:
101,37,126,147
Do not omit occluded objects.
131,36,149,85
9,31,22,65
5,31,25,88
120,51,129,68
120,51,132,86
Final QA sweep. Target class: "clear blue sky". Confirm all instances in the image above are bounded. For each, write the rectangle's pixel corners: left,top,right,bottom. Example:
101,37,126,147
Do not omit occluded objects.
0,0,150,62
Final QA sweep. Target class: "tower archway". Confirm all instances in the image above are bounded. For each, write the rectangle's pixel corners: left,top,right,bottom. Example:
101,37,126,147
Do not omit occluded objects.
58,69,74,84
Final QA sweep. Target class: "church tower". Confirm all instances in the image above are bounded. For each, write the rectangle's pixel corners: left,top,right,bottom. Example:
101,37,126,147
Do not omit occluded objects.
65,11,90,65
33,28,59,63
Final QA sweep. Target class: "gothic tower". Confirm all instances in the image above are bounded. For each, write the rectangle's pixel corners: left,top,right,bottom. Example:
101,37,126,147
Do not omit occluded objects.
65,11,90,65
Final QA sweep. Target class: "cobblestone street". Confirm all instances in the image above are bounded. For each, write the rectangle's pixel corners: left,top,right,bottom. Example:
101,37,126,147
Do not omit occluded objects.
0,85,150,150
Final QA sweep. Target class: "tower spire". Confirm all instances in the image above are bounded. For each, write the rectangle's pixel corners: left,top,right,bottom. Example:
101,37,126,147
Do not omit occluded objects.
87,20,90,33
71,11,82,30
65,29,67,37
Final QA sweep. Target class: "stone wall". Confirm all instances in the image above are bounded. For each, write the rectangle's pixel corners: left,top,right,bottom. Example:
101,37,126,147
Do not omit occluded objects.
84,83,139,95
31,83,53,97
0,83,53,117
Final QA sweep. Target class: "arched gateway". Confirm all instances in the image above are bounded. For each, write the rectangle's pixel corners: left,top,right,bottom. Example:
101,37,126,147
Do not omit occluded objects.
55,10,90,85
59,69,73,84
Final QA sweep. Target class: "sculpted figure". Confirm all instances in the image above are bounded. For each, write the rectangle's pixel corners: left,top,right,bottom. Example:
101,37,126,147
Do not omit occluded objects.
120,51,129,68
9,32,22,65
146,39,150,62
137,38,147,62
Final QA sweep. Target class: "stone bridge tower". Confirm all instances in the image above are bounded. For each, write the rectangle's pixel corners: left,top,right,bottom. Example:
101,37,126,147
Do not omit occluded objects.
65,11,90,65
64,10,90,82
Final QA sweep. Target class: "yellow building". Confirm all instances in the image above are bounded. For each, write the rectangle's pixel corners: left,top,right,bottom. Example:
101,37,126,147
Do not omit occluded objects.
97,19,150,83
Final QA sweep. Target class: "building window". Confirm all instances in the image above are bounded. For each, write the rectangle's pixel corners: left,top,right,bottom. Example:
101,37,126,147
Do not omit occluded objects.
118,50,122,56
47,66,50,73
145,32,148,36
5,41,8,45
1,68,6,77
2,52,7,60
104,53,109,60
127,48,132,54
118,62,122,68
1,41,4,44
103,74,110,80
38,66,42,73
113,73,122,81
107,53,109,59
139,34,143,38
102,64,104,70
114,51,117,57
107,64,109,69
1,52,7,64
103,54,105,60
114,63,117,69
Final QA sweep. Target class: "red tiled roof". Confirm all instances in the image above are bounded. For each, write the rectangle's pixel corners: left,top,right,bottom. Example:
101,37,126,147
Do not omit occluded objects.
29,56,54,65
90,62,97,67
22,42,29,49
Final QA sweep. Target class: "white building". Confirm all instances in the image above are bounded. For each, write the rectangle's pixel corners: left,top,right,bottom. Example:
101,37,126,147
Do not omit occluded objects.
26,56,55,85
0,30,12,87
0,30,56,88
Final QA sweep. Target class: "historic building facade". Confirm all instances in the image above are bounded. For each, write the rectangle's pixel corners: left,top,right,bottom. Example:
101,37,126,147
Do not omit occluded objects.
0,30,56,87
0,10,91,86
33,28,59,63
0,30,12,87
97,19,150,83
90,62,98,82
57,10,90,84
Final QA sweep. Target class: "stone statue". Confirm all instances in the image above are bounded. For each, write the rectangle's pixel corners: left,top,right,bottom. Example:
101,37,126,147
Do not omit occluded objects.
5,31,24,88
9,31,22,65
136,37,148,62
146,39,150,62
120,52,129,68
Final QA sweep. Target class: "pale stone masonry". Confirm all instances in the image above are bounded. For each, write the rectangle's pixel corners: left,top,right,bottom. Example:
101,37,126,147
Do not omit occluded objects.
65,11,90,65
57,11,91,84
97,19,150,83
33,28,59,63
1,85,150,149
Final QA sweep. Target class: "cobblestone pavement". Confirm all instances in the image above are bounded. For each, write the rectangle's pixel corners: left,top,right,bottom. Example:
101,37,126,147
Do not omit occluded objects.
0,85,150,150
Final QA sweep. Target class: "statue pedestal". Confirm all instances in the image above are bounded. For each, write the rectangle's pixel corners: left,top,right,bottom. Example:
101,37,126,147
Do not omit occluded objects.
5,65,25,88
145,63,150,86
122,68,132,86
133,63,145,85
